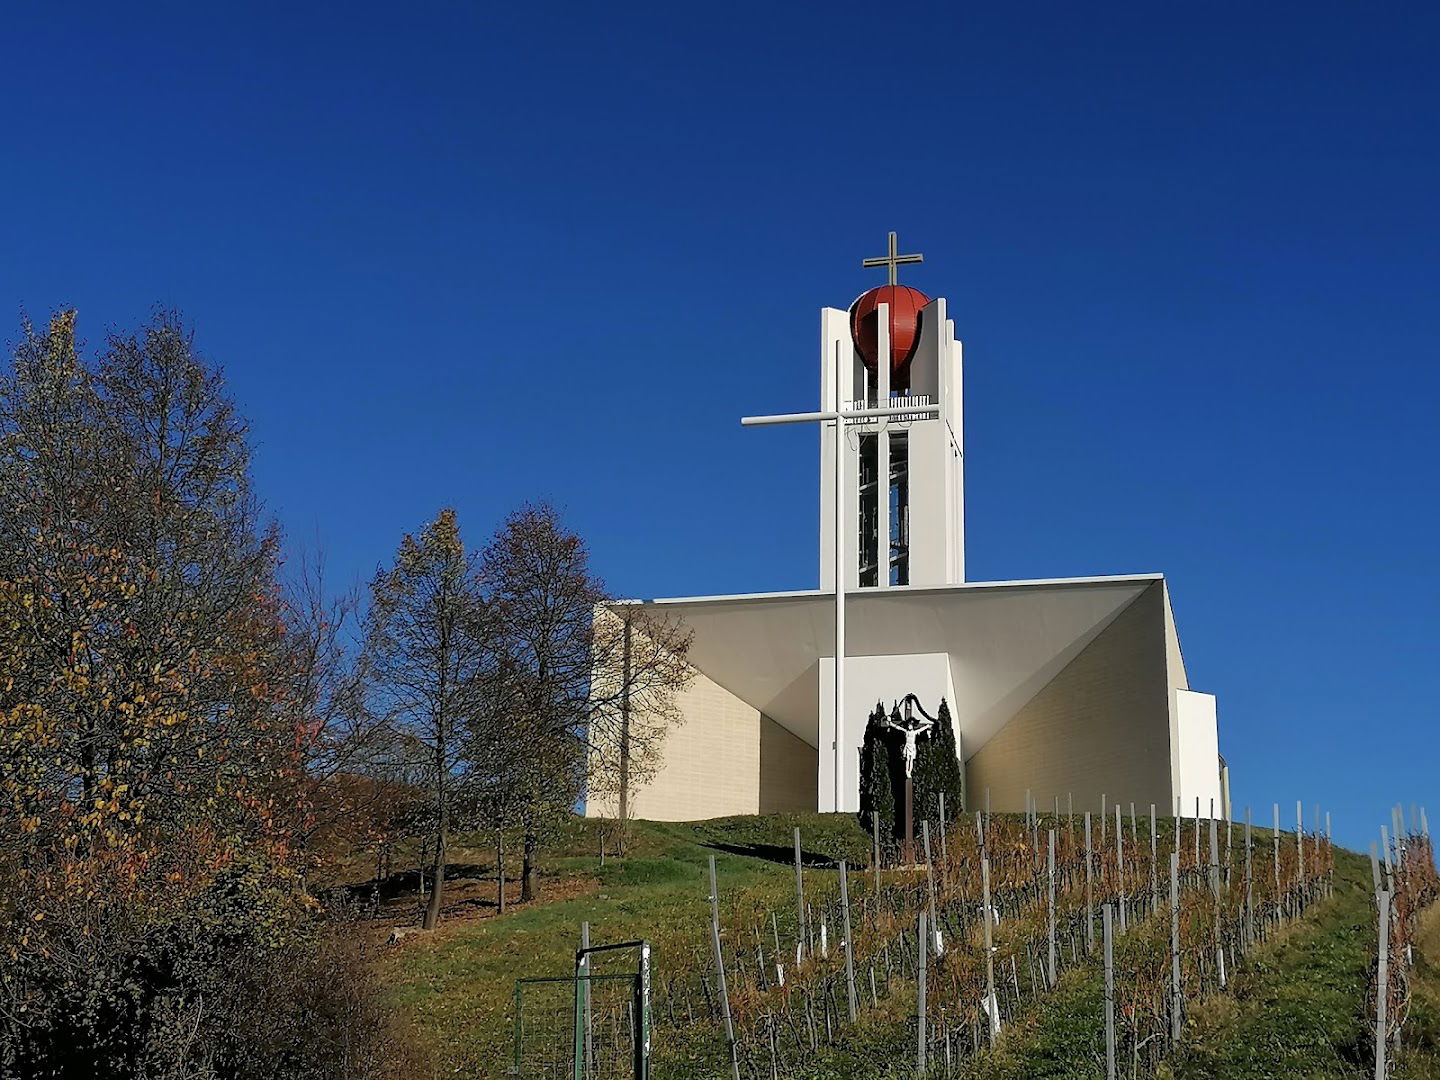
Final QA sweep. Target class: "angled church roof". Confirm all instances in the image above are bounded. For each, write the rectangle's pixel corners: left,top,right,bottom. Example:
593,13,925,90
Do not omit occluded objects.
618,573,1171,757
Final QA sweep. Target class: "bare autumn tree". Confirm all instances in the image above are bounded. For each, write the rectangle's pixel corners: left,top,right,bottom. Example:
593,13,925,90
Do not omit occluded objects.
584,603,697,854
473,503,692,900
361,508,484,929
280,550,392,863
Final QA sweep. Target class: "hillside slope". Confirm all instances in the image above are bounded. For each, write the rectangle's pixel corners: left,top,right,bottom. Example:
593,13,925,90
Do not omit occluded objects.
372,814,1437,1078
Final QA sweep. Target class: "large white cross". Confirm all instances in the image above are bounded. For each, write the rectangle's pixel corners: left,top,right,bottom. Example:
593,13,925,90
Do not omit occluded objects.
741,305,939,812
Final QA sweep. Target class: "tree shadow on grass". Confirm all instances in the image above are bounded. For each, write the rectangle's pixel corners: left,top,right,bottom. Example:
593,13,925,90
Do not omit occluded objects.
700,841,839,870
339,862,494,903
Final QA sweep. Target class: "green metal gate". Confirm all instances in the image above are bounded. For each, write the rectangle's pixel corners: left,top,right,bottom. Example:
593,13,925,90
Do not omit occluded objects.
513,939,650,1079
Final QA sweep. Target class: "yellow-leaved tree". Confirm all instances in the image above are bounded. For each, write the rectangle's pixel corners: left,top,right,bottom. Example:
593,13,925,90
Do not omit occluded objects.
0,310,419,1079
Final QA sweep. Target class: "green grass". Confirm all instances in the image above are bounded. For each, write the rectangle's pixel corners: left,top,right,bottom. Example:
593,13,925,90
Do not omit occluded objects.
1161,850,1375,1078
372,815,1440,1079
378,813,872,1078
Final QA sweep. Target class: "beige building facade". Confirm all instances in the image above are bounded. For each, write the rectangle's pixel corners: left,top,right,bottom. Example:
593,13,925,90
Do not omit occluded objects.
585,666,816,821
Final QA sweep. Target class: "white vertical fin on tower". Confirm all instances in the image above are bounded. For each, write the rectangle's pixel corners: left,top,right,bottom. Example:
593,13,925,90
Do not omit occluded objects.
875,304,890,589
819,309,850,592
949,320,965,583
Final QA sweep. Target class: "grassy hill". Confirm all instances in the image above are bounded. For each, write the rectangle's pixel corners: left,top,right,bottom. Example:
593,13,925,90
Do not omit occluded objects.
363,813,1440,1078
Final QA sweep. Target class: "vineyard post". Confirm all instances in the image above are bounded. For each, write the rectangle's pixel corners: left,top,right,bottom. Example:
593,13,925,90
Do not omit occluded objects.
1422,806,1430,842
1225,808,1233,890
1209,815,1224,989
754,925,767,990
939,792,948,867
1150,805,1158,914
840,860,857,1023
1194,797,1201,868
922,821,939,954
1031,790,1039,851
1244,807,1254,950
1103,903,1116,1080
1047,829,1057,988
1174,797,1180,860
917,911,928,1075
1394,806,1408,895
1116,803,1126,934
1370,843,1383,903
580,921,593,1075
872,811,880,896
1273,804,1281,920
1169,851,1181,1045
1381,825,1394,893
1326,811,1334,897
1376,888,1391,1080
1298,800,1306,889
1207,810,1219,900
982,856,996,1046
707,855,740,1080
793,828,807,963
1085,812,1095,955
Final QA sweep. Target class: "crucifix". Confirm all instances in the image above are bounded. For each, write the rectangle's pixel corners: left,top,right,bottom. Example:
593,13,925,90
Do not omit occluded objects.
741,234,937,815
861,230,924,286
889,694,937,865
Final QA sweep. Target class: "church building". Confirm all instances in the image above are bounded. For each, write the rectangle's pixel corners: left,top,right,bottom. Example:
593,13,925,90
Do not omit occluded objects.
587,236,1224,822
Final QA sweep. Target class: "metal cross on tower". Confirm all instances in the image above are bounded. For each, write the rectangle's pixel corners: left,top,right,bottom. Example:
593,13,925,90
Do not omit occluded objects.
861,230,924,286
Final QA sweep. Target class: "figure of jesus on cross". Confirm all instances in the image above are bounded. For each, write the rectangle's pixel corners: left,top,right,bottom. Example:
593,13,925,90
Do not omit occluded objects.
888,705,934,780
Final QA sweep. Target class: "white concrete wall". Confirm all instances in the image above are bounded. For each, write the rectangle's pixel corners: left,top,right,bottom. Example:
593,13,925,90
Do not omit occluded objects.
818,652,955,813
964,582,1172,814
1173,689,1222,818
907,297,965,587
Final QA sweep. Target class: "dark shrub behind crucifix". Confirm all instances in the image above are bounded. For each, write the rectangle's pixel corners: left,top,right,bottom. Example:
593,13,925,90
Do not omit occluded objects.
859,695,963,865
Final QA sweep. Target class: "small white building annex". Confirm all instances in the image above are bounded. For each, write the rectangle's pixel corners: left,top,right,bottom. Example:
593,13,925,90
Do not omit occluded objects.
587,236,1224,824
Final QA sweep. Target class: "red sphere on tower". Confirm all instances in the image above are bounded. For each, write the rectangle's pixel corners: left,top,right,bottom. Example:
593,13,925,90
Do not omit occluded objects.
849,284,931,391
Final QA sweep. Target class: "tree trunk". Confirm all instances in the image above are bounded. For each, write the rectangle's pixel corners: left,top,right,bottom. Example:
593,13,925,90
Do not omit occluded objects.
496,829,506,915
423,828,446,929
521,828,538,902
617,612,631,856
424,755,448,929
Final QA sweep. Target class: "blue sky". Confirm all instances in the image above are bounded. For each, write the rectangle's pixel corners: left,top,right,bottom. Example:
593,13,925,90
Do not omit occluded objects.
3,2,1436,848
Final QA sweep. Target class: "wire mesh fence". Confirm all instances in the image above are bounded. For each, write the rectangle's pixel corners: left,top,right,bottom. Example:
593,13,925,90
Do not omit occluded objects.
514,973,643,1079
